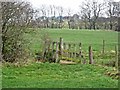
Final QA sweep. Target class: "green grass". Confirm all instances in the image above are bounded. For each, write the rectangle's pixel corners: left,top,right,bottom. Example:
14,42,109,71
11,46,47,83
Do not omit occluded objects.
2,62,118,88
26,28,118,53
2,28,119,88
24,28,118,65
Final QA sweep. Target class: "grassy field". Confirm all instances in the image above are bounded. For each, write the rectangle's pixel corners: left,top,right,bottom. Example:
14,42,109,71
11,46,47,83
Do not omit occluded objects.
25,28,118,64
26,28,118,53
2,62,118,88
2,28,119,88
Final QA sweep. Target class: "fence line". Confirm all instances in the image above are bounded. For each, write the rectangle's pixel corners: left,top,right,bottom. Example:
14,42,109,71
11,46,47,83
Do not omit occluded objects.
41,37,117,64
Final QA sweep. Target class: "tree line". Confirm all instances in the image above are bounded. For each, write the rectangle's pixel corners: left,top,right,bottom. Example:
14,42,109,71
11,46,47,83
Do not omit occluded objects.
29,0,120,31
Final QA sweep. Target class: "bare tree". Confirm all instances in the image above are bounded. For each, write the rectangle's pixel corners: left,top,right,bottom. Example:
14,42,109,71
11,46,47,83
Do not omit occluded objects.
106,0,120,30
106,0,117,30
67,8,72,29
46,8,50,28
112,1,120,31
57,6,64,28
80,2,92,29
92,1,105,29
80,0,105,29
112,1,120,17
40,5,47,28
49,5,57,28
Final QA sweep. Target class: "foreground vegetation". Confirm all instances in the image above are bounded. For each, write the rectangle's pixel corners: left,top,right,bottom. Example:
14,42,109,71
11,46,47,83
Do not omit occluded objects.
2,62,118,88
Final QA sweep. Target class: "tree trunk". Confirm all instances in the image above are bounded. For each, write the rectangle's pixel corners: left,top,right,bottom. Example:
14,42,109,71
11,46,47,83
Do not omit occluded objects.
93,21,96,30
68,21,71,29
110,24,113,30
118,17,120,31
109,19,113,30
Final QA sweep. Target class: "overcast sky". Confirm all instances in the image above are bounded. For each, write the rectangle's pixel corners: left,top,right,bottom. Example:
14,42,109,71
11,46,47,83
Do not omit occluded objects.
28,0,120,15
28,0,82,14
28,0,81,9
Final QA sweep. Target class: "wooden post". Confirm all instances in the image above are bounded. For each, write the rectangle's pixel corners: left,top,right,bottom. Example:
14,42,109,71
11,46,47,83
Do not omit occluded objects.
48,42,51,52
73,44,76,58
52,42,55,51
68,44,71,51
73,52,75,58
74,44,76,51
115,45,118,68
59,37,63,55
55,42,59,63
79,43,82,56
68,44,71,57
43,41,47,61
102,40,105,54
79,43,82,62
52,42,55,59
65,43,68,57
89,46,93,64
63,43,66,56
69,52,72,58
63,43,66,50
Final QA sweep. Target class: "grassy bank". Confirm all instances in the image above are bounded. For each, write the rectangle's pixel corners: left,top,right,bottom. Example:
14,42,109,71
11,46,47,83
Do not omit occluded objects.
2,62,118,88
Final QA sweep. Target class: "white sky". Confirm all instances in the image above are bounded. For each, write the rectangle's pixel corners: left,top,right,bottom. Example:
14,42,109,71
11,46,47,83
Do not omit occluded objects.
28,0,120,15
28,0,82,14
29,0,81,9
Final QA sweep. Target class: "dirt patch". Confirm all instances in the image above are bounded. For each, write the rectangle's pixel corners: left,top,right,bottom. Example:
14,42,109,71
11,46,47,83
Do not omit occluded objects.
60,60,77,65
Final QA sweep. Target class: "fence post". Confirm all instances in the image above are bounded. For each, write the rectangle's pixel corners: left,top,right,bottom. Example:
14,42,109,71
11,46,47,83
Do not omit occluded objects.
89,46,93,64
63,43,66,56
63,43,66,50
68,44,71,57
48,42,51,52
68,44,71,51
102,40,105,54
73,44,76,58
79,43,82,56
43,41,47,61
115,45,118,68
69,52,72,58
55,42,59,63
52,42,55,50
52,42,55,59
66,43,69,57
60,37,63,56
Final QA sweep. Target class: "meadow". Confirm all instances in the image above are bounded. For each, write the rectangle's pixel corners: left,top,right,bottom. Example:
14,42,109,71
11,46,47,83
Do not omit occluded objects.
26,28,118,53
26,28,118,64
2,28,119,88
